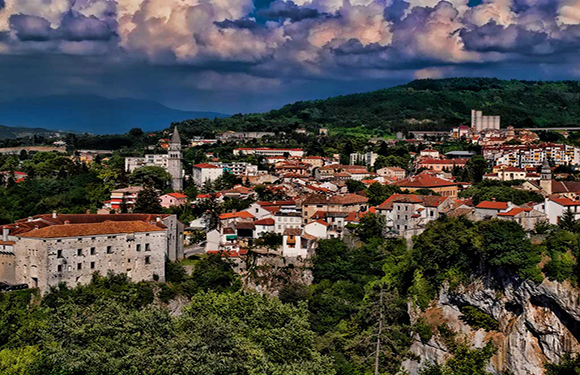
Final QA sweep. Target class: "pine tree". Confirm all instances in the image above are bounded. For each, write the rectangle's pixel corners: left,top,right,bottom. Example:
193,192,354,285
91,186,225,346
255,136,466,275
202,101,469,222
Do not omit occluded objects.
558,208,578,233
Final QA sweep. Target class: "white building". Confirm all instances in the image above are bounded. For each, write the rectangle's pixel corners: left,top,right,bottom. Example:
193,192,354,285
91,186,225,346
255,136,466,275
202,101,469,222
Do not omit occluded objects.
543,196,580,224
233,148,304,157
192,163,224,186
282,228,317,258
471,110,501,132
350,152,378,167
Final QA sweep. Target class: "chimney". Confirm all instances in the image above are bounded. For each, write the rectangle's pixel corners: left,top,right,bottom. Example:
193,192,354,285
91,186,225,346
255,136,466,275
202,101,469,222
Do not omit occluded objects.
34,225,39,230
491,197,496,202
86,209,91,214
64,220,70,225
2,226,8,242
156,217,161,222
28,217,33,222
52,210,57,219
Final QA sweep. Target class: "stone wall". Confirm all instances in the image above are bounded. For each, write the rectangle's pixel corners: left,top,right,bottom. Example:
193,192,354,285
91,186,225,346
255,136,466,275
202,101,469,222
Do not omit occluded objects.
15,231,166,293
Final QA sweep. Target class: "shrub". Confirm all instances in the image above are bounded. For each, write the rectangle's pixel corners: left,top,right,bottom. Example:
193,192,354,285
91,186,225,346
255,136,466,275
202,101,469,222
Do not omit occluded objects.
460,306,499,331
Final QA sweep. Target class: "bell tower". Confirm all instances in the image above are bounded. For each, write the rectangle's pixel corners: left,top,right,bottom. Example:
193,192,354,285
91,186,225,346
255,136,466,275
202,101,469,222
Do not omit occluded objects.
168,126,183,191
540,158,552,195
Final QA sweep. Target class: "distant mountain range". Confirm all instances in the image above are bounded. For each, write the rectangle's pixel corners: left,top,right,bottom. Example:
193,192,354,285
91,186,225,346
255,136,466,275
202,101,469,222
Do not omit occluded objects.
0,125,63,139
0,95,228,136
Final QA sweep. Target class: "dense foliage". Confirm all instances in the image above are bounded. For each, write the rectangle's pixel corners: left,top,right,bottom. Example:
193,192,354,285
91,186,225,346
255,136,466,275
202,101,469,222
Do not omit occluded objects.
169,78,580,137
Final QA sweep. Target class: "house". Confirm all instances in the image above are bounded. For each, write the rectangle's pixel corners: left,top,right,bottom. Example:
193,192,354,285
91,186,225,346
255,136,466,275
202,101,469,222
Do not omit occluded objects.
376,194,452,237
419,149,441,159
160,192,188,208
105,186,144,211
377,167,406,180
497,207,547,231
301,156,325,169
218,211,255,226
392,172,459,197
417,158,469,172
310,211,348,238
301,193,369,224
544,196,580,224
282,228,317,258
474,201,513,219
192,163,224,186
254,218,276,237
304,220,329,239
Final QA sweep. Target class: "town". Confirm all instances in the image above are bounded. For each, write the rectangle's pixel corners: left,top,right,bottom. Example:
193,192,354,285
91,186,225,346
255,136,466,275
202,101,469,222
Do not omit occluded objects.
1,110,580,295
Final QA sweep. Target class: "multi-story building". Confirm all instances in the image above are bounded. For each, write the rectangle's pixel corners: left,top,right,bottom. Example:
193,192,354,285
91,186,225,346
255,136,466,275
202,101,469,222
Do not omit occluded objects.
350,152,377,167
301,193,369,224
482,144,580,168
221,162,258,176
192,163,224,186
392,172,460,197
376,194,453,237
105,186,144,211
377,167,406,180
0,212,184,292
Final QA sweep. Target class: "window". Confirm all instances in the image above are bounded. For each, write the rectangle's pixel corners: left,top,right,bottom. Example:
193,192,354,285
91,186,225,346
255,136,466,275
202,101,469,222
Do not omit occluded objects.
77,263,82,270
145,256,151,265
107,246,112,254
136,244,141,252
145,243,150,251
57,265,62,272
90,247,96,255
77,249,82,256
57,250,63,258
90,262,95,269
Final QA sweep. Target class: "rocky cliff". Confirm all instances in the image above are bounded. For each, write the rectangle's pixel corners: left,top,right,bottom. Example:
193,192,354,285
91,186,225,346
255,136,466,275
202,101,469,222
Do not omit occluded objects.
403,272,580,374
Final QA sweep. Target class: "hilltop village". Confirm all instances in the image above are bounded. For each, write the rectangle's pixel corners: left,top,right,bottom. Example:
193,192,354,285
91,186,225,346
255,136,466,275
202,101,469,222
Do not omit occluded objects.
0,110,579,293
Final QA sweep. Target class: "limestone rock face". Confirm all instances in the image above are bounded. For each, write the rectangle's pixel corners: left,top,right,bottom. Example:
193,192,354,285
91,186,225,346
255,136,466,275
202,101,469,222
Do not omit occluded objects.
404,272,580,375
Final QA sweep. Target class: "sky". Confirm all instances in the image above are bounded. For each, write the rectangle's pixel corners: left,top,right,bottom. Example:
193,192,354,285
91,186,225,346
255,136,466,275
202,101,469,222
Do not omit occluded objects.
1,0,580,114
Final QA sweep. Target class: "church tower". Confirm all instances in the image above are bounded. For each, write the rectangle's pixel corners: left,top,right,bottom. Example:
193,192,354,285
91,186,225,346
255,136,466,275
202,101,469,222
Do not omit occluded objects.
168,126,183,191
540,158,552,195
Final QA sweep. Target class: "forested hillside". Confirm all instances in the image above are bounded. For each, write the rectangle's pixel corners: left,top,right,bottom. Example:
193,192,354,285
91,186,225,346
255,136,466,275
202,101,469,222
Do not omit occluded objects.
174,78,580,137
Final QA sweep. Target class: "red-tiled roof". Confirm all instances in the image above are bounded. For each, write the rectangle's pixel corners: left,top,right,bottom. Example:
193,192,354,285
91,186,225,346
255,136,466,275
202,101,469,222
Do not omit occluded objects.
497,207,531,217
284,228,303,236
550,196,580,206
476,201,509,210
255,218,275,225
393,173,458,188
312,219,329,227
165,192,187,199
20,221,164,239
219,211,255,220
193,163,221,169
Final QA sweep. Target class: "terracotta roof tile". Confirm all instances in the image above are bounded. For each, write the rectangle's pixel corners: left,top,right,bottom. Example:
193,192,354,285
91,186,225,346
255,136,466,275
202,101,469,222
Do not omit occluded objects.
19,221,164,239
476,201,509,210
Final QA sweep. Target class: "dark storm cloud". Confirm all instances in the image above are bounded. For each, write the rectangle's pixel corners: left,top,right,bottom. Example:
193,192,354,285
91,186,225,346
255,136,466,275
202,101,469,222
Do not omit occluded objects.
460,22,548,54
57,11,117,41
258,0,324,21
214,18,259,30
9,14,53,41
3,0,580,114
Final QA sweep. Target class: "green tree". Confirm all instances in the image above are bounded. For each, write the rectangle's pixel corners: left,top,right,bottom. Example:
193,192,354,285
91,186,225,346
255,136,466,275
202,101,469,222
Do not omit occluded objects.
130,166,172,190
133,186,162,213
